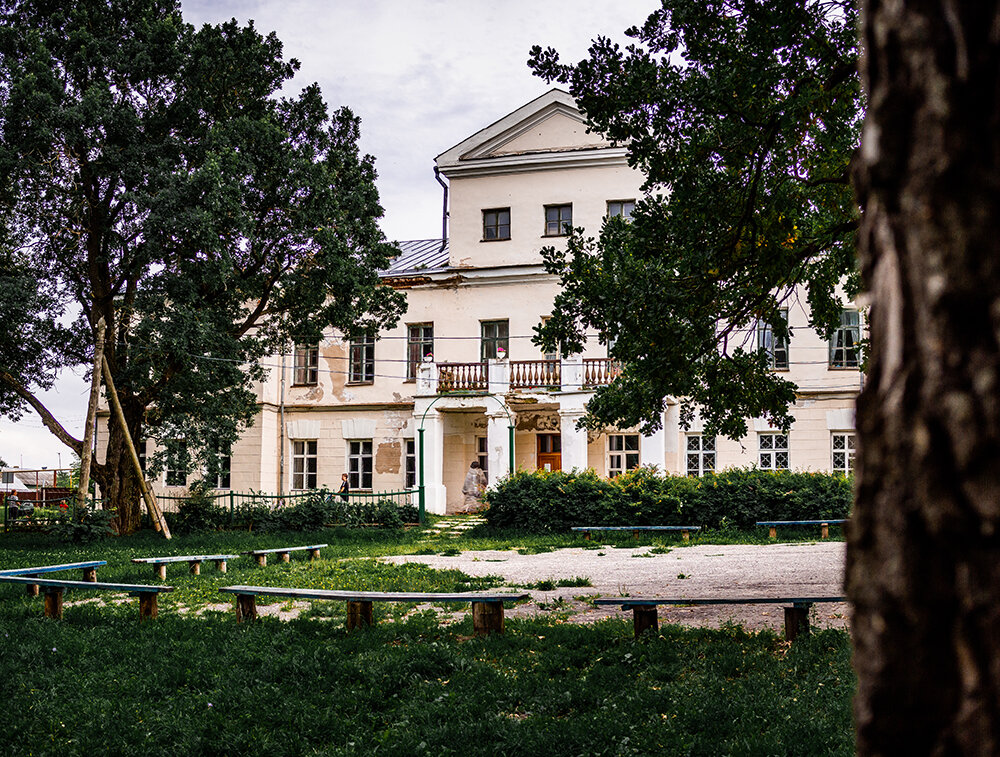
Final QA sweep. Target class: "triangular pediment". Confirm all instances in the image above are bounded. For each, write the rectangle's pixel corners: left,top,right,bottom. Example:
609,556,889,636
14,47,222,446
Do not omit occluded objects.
436,89,612,169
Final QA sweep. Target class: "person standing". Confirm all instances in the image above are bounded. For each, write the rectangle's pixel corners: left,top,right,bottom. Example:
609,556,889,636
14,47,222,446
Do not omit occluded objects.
338,473,350,502
461,461,487,513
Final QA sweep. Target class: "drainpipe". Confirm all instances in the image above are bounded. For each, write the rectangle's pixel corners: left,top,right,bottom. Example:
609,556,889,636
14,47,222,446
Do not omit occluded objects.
434,166,448,255
279,348,286,496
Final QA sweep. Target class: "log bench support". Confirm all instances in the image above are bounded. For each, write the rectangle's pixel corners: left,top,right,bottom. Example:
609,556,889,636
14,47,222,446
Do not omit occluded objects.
472,600,504,636
631,604,659,638
189,561,201,576
346,600,373,630
255,555,267,567
217,560,228,574
138,591,159,621
44,588,63,619
784,603,811,642
157,565,167,580
236,594,258,623
279,552,291,563
309,549,321,561
25,575,39,597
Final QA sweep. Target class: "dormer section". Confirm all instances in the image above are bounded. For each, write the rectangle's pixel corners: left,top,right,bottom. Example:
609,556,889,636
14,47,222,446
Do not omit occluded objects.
436,89,642,270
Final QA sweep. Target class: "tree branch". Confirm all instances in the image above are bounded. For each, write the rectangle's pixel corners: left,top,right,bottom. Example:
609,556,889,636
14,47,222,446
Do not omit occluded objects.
0,369,85,455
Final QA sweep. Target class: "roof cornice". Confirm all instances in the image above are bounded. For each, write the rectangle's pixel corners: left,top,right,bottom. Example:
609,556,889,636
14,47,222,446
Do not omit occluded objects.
439,146,629,179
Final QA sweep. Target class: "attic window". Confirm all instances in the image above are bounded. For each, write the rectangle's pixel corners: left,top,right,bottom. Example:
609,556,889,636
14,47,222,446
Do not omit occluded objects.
483,208,510,241
544,204,572,236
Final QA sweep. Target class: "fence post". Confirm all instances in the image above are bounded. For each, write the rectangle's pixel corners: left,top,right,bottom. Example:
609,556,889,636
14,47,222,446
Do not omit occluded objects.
230,491,235,524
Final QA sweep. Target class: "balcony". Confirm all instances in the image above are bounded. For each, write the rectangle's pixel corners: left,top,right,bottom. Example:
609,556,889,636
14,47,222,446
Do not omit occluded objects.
418,357,619,395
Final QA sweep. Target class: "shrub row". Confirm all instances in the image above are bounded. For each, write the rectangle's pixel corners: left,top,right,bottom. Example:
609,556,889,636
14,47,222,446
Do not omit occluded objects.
483,467,853,533
168,484,419,534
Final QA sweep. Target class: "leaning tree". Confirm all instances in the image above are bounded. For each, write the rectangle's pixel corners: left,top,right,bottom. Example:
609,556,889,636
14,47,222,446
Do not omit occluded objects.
0,0,404,532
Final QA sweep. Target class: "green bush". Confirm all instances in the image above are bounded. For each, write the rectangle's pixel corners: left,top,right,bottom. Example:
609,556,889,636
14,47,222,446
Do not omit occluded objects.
49,506,116,543
484,466,853,532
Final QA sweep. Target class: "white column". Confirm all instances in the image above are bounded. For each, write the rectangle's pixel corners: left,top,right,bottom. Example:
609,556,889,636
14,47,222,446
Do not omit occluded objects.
487,358,509,395
663,403,681,474
641,411,666,472
561,354,583,392
416,360,438,395
486,410,512,484
559,408,589,472
417,409,447,515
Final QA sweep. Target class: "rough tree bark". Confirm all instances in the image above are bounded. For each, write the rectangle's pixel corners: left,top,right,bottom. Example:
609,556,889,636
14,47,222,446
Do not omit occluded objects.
850,2,1000,754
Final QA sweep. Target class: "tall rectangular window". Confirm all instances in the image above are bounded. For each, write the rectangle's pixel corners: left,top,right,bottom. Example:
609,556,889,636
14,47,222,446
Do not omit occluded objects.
407,323,434,379
757,308,790,370
829,310,861,368
832,433,856,473
165,440,187,487
482,208,511,240
292,440,317,490
137,440,147,474
481,320,509,361
544,204,573,236
686,435,716,476
607,200,635,220
348,440,373,490
608,434,640,477
405,439,416,488
758,433,789,471
293,342,319,385
211,441,231,489
1,471,13,484
476,436,489,480
348,332,375,384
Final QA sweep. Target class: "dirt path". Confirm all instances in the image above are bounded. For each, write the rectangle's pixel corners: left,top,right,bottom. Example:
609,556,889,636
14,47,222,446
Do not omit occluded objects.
385,541,849,633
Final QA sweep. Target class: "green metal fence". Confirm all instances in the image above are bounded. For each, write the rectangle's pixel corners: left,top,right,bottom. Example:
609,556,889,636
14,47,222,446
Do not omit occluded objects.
2,493,111,532
156,488,419,522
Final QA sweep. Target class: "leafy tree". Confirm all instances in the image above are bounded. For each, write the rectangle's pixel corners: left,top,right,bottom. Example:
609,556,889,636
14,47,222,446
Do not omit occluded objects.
850,2,1000,753
0,0,404,532
528,0,861,438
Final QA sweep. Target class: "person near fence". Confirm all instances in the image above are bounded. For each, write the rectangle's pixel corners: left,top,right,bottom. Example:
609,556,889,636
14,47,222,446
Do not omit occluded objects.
338,473,350,502
461,461,487,513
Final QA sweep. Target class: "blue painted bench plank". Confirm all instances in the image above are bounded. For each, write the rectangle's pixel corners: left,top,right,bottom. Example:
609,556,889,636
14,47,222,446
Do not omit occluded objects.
0,561,106,576
243,544,327,566
755,520,847,526
571,525,701,541
132,554,237,564
0,575,174,620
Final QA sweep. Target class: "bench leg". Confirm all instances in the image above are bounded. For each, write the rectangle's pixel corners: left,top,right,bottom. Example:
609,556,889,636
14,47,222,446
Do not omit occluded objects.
346,600,374,630
138,592,158,621
309,549,320,561
279,552,290,563
472,600,505,636
681,530,690,542
632,605,659,639
216,560,228,573
583,532,591,541
81,567,97,582
25,575,39,597
784,603,811,641
235,594,258,623
255,555,267,567
633,530,640,540
44,588,64,619
769,526,777,540
821,523,830,539
189,560,201,576
156,564,167,580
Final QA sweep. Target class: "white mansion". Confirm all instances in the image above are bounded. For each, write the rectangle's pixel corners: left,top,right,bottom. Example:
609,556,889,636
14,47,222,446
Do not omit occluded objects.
112,90,861,514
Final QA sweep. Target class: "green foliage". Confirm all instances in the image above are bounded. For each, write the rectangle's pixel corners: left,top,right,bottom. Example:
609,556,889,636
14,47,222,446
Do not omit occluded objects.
485,467,853,532
529,0,861,438
0,0,405,526
166,488,416,534
48,507,116,544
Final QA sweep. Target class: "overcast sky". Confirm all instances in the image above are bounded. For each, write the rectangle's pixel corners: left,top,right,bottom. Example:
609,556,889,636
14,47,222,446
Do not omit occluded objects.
0,0,660,471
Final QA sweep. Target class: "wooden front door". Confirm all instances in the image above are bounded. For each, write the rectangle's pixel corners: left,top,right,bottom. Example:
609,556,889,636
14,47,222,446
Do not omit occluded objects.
537,434,562,471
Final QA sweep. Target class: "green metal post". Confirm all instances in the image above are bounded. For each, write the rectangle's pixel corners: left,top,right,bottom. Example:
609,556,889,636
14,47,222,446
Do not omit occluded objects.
418,427,426,524
508,424,515,478
230,491,235,524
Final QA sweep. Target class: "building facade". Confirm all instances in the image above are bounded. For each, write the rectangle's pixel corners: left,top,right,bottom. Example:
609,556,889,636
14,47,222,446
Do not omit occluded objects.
106,90,861,514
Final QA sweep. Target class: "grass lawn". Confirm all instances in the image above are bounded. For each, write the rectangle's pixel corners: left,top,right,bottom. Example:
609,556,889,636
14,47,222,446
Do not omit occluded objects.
0,526,854,756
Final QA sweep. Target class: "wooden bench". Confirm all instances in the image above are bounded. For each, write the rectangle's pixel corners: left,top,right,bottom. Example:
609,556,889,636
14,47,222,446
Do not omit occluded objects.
243,544,327,567
219,585,530,635
756,520,847,539
0,561,107,597
132,554,238,580
571,525,701,542
594,596,847,641
0,576,174,620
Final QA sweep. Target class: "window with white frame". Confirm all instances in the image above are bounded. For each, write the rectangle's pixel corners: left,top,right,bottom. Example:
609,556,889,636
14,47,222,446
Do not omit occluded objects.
211,442,231,489
405,439,416,488
544,204,572,236
348,440,373,490
686,435,716,476
292,440,317,490
607,200,635,220
165,440,187,486
476,436,488,479
348,332,375,384
757,308,789,370
293,342,319,385
481,320,509,361
407,323,433,379
608,434,640,477
829,309,861,368
758,433,789,470
832,433,856,473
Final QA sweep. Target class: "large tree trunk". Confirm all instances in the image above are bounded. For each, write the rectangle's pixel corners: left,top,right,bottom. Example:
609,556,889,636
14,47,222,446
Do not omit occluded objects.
850,2,1000,754
93,402,146,534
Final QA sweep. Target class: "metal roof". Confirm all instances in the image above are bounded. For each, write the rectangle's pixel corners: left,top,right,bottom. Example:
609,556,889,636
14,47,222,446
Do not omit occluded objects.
381,238,450,277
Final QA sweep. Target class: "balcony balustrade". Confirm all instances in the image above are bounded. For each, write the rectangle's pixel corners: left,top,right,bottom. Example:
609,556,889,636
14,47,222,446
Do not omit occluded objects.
423,357,619,395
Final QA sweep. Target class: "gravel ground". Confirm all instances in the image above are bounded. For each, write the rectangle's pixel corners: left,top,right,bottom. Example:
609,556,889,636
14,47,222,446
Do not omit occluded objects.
385,541,850,633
